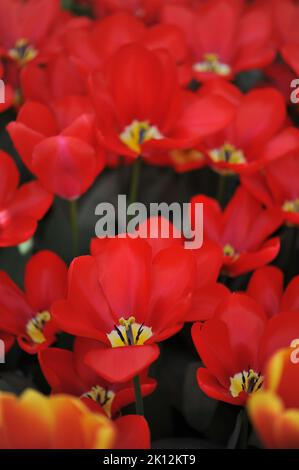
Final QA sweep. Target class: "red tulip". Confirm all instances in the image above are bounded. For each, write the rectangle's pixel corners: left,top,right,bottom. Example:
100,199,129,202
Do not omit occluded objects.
0,0,66,101
242,148,299,226
0,151,53,247
63,12,188,74
20,52,88,104
247,266,299,318
90,43,235,160
191,187,282,277
91,217,228,321
39,339,156,417
269,0,299,75
192,293,299,406
0,0,60,64
0,251,67,353
53,237,196,382
161,0,275,83
7,97,105,200
198,80,291,175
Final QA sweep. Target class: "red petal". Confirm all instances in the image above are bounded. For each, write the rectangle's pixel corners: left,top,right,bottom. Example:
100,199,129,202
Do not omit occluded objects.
85,343,160,383
148,246,196,334
114,415,151,449
94,238,152,323
24,251,67,313
52,256,112,342
32,136,97,199
0,151,19,208
247,266,284,318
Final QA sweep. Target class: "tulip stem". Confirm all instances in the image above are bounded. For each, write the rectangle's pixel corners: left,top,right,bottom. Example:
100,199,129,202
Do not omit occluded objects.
129,157,142,206
133,375,144,416
69,200,79,257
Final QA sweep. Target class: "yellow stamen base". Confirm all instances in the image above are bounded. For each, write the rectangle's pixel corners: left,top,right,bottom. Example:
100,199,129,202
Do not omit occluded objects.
209,143,246,165
26,311,51,344
108,316,153,348
120,120,163,153
8,38,38,67
230,369,263,398
193,53,231,76
223,243,239,259
282,199,299,213
82,386,115,417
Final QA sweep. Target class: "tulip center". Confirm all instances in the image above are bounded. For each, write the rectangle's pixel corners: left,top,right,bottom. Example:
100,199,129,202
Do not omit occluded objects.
120,120,163,153
8,38,38,66
223,243,239,259
193,53,231,76
170,149,205,166
107,316,153,347
82,386,115,417
282,198,299,213
230,369,263,398
209,143,246,165
26,311,51,344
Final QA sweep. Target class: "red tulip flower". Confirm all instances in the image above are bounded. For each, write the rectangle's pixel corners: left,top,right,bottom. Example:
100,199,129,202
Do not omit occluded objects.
7,97,105,200
64,12,188,74
0,151,53,247
53,237,196,382
91,217,229,322
0,0,66,102
269,0,299,76
39,339,156,417
0,0,60,65
242,148,299,226
191,187,282,277
20,52,88,104
247,266,299,318
0,251,67,354
90,43,235,160
198,80,291,175
192,293,299,406
161,0,275,83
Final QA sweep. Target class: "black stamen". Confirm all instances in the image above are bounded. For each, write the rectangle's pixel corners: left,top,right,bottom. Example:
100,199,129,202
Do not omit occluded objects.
138,127,147,144
135,324,144,344
114,324,126,344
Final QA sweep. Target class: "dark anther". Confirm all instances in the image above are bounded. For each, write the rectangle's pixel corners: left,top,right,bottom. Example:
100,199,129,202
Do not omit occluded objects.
135,324,144,344
114,324,126,344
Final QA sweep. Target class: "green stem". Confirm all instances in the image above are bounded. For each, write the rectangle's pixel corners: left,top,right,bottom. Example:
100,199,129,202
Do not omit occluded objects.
129,157,142,206
133,375,144,416
69,200,79,257
217,173,227,208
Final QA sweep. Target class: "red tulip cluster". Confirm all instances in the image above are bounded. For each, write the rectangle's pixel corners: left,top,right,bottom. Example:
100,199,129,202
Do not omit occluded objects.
0,0,298,450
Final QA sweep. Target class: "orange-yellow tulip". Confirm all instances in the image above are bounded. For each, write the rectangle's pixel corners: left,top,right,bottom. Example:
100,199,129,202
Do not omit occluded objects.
248,346,299,449
0,389,116,449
